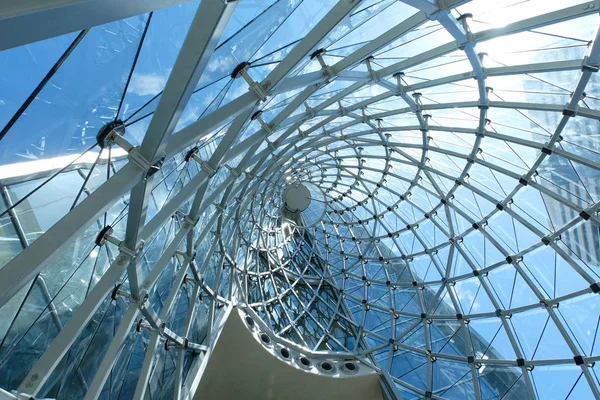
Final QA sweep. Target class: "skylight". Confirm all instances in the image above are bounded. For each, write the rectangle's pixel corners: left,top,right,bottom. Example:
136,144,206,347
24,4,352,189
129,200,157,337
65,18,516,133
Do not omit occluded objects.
0,1,599,399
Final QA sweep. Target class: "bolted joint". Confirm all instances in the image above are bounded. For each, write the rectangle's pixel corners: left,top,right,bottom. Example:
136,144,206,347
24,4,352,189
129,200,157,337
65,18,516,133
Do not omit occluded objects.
95,225,119,247
97,120,131,150
393,71,405,88
145,156,165,180
111,283,130,301
251,111,272,133
97,230,142,263
392,72,408,96
478,100,490,110
361,107,369,123
127,147,157,178
175,249,191,259
376,118,383,132
309,48,326,63
134,290,150,306
119,240,144,260
225,164,241,178
412,92,423,108
582,57,599,73
231,61,251,79
478,52,488,66
184,146,199,162
249,80,269,102
186,341,207,354
338,101,347,116
188,152,215,176
136,318,151,332
580,210,592,221
422,113,432,130
310,48,334,77
266,140,277,152
175,210,198,228
304,102,315,118
231,62,268,101
457,13,473,35
138,303,162,330
199,161,218,177
364,55,377,81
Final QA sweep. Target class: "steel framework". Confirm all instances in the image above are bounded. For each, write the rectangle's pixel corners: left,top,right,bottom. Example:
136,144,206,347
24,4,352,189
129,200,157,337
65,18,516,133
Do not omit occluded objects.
0,0,600,399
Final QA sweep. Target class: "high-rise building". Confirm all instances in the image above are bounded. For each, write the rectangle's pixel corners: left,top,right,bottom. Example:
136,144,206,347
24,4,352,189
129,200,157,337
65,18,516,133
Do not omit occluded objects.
523,44,600,267
0,1,598,399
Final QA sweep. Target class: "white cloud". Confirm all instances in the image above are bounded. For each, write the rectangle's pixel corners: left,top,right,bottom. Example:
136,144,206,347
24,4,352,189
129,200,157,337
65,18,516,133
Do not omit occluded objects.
129,73,168,96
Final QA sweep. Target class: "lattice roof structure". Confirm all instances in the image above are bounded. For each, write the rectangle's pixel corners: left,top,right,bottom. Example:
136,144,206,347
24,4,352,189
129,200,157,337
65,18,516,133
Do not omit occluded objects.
1,0,600,399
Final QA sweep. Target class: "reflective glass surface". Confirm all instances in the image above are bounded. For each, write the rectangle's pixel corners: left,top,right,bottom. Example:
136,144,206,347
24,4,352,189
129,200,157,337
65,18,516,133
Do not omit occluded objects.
0,0,600,399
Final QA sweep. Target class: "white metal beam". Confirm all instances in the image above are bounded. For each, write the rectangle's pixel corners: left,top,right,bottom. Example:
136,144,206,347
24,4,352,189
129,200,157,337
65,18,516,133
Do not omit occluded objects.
123,0,237,301
18,253,132,395
82,303,139,400
0,0,195,51
3,2,600,399
16,1,238,396
0,163,142,309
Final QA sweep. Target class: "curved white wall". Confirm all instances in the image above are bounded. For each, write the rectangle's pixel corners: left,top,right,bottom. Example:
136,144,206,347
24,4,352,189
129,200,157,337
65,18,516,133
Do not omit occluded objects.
194,308,384,400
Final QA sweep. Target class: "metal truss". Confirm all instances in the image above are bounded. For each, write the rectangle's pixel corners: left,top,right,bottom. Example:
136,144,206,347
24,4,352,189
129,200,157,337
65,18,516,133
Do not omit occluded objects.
1,0,600,399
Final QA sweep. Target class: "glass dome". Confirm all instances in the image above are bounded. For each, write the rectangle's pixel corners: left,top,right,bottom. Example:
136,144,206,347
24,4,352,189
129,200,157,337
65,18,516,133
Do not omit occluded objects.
0,0,599,399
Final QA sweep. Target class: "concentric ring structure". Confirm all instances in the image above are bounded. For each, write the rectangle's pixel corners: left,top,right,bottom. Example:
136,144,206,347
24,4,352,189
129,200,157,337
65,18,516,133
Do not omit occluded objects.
0,0,600,399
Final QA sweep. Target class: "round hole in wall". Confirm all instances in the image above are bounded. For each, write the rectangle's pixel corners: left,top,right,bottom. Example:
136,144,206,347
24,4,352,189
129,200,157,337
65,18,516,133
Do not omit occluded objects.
300,357,311,367
260,333,271,344
321,361,333,371
280,348,290,359
343,362,358,373
245,316,255,327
